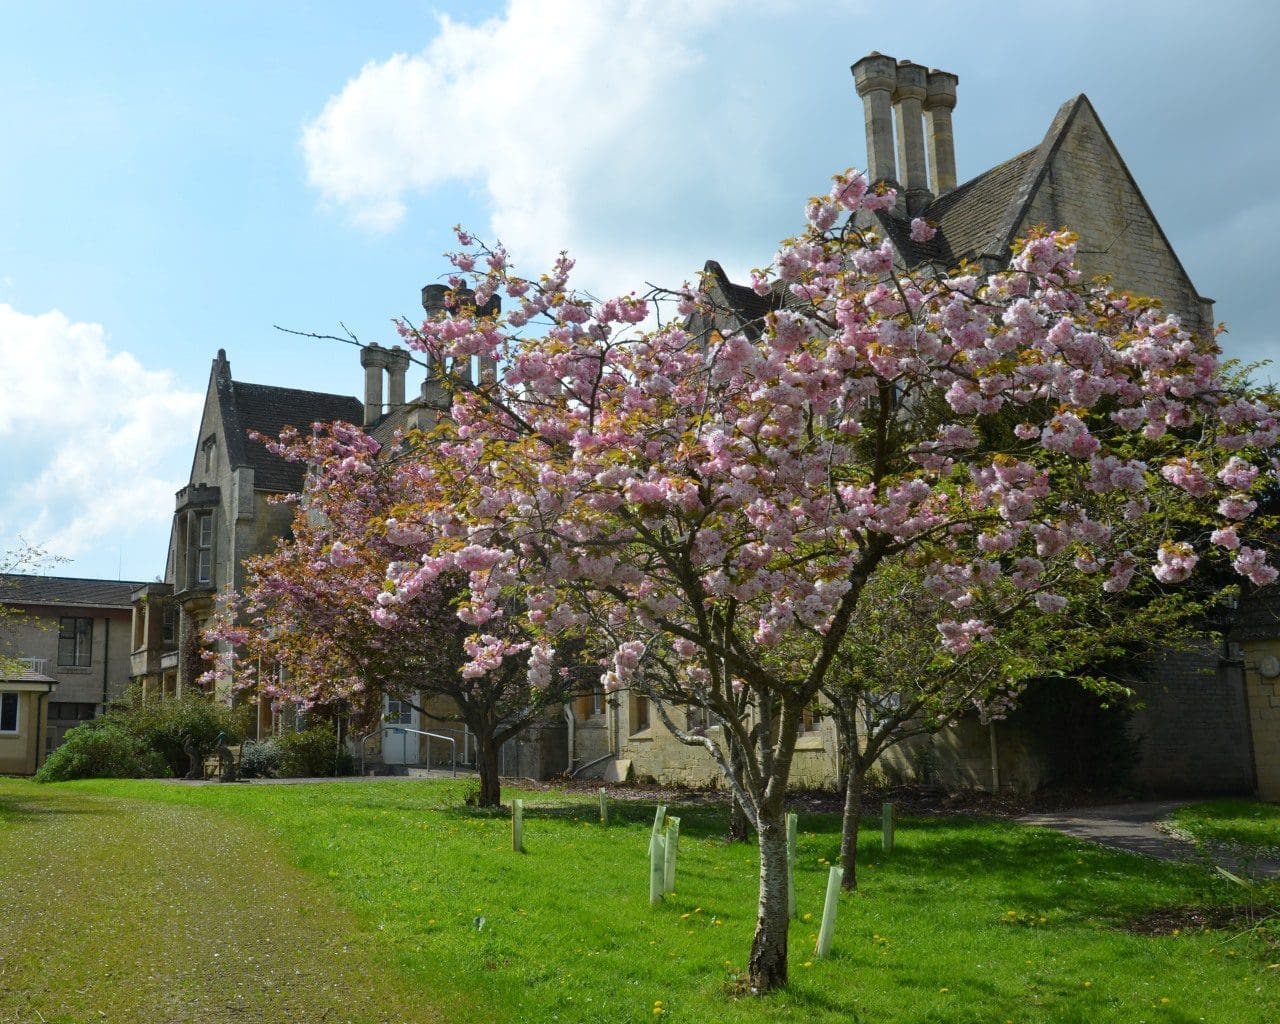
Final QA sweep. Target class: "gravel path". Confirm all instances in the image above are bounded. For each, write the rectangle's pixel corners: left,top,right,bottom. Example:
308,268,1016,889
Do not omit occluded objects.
1018,799,1280,878
0,783,437,1024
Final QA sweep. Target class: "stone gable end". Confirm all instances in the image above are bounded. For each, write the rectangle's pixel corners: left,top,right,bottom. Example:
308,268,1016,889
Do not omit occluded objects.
1013,101,1212,335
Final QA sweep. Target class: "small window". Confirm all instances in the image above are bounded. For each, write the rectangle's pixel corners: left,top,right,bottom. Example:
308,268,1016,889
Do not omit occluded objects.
0,693,18,733
592,688,604,716
48,702,96,721
631,694,650,734
196,513,213,584
686,705,709,733
162,604,177,644
801,703,824,734
58,617,93,667
201,436,216,474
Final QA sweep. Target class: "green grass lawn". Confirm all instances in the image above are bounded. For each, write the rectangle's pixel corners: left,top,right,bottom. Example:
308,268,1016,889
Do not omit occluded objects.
1172,799,1280,858
3,778,1278,1023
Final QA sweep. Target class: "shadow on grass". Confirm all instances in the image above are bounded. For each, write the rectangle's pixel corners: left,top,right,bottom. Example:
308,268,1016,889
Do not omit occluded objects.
0,789,123,825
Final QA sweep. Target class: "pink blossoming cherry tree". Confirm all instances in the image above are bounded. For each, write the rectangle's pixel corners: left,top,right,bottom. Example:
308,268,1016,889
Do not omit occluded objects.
365,173,1276,991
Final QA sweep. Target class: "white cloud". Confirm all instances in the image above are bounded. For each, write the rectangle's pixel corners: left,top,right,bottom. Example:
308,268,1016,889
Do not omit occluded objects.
0,304,203,568
301,0,789,297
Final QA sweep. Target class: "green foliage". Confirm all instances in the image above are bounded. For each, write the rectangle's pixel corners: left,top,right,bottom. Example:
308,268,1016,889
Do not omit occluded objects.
238,738,283,779
276,722,353,778
107,688,246,777
1013,676,1140,789
35,721,168,782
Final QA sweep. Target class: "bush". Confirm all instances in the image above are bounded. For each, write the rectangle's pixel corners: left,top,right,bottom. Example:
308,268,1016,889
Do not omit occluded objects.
238,738,283,779
277,723,354,778
36,721,168,782
107,688,246,777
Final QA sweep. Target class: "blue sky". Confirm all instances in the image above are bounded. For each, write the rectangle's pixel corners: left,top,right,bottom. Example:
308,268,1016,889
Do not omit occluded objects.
1,0,1277,581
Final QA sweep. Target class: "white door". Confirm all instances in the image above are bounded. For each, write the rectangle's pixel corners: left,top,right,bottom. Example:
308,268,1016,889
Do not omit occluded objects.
383,697,418,764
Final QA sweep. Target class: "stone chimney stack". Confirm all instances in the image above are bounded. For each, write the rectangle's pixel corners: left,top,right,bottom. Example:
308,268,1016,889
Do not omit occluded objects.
924,69,959,197
385,346,410,408
360,343,389,425
420,282,501,386
892,60,933,215
851,53,899,187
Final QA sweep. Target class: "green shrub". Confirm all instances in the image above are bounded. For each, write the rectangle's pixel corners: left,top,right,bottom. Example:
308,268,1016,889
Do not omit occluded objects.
239,738,283,779
277,723,354,778
107,688,246,777
36,721,168,782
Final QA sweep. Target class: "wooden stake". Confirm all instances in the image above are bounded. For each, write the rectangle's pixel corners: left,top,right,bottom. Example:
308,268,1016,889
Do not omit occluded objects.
663,816,680,893
786,811,798,919
512,798,524,852
598,787,608,825
881,801,895,852
815,866,843,958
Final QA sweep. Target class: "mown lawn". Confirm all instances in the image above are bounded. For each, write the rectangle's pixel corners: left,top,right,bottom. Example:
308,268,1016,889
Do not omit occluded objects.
4,778,1279,1024
1172,799,1280,858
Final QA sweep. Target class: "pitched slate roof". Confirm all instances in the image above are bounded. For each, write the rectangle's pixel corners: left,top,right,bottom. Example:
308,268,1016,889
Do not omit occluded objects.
212,352,363,494
0,574,144,610
876,147,1042,268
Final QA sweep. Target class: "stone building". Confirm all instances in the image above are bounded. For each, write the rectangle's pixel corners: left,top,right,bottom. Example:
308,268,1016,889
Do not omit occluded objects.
130,349,362,737
142,295,567,771
0,574,142,771
585,53,1256,795
141,54,1267,794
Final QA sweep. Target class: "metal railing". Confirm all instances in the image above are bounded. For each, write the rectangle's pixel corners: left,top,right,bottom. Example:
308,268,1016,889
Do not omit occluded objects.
16,657,48,675
358,725,458,777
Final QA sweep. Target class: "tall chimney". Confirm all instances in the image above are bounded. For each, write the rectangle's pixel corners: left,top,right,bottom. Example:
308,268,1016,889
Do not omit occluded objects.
386,346,410,408
924,69,959,197
893,60,932,215
360,343,389,425
421,282,500,386
851,53,898,187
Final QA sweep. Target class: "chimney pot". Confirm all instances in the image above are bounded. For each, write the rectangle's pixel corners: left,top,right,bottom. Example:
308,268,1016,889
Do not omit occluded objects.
386,346,410,409
924,69,959,197
360,343,389,425
892,60,933,215
851,53,899,186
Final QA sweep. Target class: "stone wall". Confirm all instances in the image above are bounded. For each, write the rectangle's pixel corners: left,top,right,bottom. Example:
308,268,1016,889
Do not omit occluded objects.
1128,646,1254,794
1241,638,1280,800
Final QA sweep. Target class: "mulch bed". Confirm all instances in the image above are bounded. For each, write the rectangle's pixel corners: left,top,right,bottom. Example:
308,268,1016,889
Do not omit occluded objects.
1123,903,1278,936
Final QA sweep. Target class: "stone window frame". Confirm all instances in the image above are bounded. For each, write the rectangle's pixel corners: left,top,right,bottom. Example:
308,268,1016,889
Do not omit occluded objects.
630,693,651,735
196,513,214,584
57,616,93,668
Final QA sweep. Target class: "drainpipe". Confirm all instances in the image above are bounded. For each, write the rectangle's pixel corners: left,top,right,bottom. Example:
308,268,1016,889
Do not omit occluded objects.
988,722,1000,793
34,684,53,773
100,617,110,710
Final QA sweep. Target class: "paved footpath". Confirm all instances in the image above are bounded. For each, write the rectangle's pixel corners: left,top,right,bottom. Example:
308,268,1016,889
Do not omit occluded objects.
1018,799,1280,878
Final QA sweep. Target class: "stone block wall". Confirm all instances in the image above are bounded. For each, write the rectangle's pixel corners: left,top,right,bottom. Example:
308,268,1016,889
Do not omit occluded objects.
1019,102,1212,335
1128,646,1253,794
1241,639,1280,800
